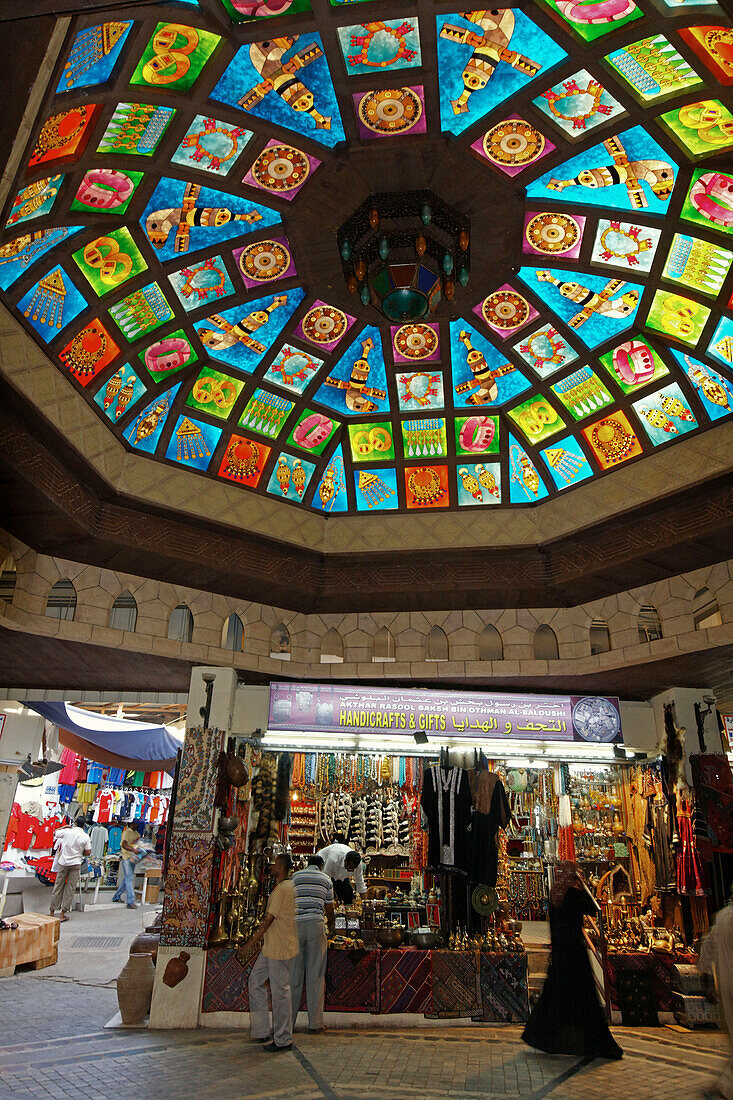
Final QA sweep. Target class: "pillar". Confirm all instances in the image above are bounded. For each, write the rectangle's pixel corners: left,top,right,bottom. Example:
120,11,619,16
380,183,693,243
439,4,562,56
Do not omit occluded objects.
149,666,237,1029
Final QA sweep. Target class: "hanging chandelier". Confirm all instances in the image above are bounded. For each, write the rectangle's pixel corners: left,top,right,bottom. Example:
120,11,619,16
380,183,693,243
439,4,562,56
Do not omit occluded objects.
337,189,470,323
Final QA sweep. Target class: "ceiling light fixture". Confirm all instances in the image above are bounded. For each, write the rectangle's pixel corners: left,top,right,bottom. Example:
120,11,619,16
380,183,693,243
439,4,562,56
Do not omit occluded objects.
337,189,470,323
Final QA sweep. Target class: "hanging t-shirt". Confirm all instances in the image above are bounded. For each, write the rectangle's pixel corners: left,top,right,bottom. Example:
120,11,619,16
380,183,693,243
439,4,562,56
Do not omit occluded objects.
108,767,126,785
4,803,21,850
96,791,114,824
76,783,97,805
14,813,38,849
58,749,80,787
58,783,76,803
33,816,63,849
87,762,104,785
107,824,123,854
76,758,88,783
89,824,108,860
107,824,123,855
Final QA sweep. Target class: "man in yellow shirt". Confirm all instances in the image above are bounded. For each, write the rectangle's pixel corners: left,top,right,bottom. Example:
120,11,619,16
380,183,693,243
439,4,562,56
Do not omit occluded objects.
244,852,298,1052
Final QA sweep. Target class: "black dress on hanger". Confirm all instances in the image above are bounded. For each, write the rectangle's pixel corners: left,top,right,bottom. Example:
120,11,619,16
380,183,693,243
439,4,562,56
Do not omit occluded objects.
420,762,473,874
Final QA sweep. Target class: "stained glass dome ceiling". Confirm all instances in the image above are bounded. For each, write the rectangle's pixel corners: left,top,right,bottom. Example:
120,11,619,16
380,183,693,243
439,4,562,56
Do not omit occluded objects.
2,1,733,518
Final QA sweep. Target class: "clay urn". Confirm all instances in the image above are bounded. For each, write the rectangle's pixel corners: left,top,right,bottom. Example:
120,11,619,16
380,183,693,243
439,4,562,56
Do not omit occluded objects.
117,952,156,1025
129,931,159,963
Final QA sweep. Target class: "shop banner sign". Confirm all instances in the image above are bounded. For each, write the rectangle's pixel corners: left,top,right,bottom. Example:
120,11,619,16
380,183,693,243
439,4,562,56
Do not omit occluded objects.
268,683,623,744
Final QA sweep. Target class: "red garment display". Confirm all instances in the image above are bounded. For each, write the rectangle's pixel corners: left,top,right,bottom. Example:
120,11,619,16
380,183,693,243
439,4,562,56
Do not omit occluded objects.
58,748,80,786
4,803,21,849
96,791,114,823
33,816,63,849
13,813,39,849
676,795,707,896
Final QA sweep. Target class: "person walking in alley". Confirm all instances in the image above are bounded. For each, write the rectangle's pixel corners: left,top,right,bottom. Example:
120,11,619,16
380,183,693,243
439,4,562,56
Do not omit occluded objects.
522,861,622,1060
49,817,91,922
699,890,733,1099
244,852,298,1052
112,822,141,909
291,854,335,1034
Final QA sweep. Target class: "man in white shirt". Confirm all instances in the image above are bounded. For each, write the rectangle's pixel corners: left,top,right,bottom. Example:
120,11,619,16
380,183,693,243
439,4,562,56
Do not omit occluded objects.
316,841,367,905
50,818,91,922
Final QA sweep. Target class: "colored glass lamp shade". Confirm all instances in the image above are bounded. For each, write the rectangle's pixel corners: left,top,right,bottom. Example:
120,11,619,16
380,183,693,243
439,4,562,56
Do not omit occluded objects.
369,261,441,322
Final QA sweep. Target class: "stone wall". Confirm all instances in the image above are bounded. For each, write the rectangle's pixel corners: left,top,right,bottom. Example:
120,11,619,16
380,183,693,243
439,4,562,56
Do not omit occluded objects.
1,531,731,695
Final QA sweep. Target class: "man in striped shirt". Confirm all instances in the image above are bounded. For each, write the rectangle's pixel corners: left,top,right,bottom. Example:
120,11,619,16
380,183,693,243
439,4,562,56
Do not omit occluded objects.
290,855,335,1034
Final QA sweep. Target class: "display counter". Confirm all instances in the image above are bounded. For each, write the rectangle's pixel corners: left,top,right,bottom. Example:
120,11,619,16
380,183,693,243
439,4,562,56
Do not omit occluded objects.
202,945,529,1024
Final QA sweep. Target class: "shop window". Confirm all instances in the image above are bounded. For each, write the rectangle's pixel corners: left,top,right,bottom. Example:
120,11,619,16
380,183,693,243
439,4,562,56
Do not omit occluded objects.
478,624,503,661
638,605,662,643
589,619,611,655
320,627,343,664
109,591,137,632
270,622,291,660
534,624,559,660
426,625,448,661
168,604,194,643
0,554,16,606
372,626,395,663
222,612,244,653
45,578,76,622
693,587,722,630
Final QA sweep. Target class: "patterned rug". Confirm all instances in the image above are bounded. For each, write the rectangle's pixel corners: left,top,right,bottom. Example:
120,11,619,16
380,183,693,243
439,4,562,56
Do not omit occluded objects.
325,948,379,1013
604,951,697,1012
473,952,529,1023
174,725,225,833
425,949,481,1019
378,948,432,1015
159,832,213,949
201,947,308,1014
202,946,253,1013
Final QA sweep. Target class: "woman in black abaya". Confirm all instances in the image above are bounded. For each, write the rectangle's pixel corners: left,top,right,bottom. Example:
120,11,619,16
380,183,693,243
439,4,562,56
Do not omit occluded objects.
522,862,622,1061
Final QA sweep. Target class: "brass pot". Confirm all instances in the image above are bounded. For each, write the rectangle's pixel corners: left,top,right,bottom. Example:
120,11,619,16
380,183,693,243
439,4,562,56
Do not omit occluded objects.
375,926,403,948
409,930,440,949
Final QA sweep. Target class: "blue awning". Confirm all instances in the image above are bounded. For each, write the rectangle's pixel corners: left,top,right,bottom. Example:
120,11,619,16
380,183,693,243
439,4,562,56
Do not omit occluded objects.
24,701,183,771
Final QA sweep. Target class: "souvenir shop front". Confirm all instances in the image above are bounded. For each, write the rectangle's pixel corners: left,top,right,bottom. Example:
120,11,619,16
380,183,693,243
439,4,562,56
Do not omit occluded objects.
150,677,715,1030
1,703,179,913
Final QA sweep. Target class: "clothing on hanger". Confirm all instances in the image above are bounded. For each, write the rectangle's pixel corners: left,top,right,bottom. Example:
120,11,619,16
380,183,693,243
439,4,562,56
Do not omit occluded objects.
107,822,123,855
420,763,473,873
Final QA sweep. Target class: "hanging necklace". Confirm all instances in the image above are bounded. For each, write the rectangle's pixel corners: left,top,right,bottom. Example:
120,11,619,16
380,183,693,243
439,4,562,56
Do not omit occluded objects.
292,753,305,789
